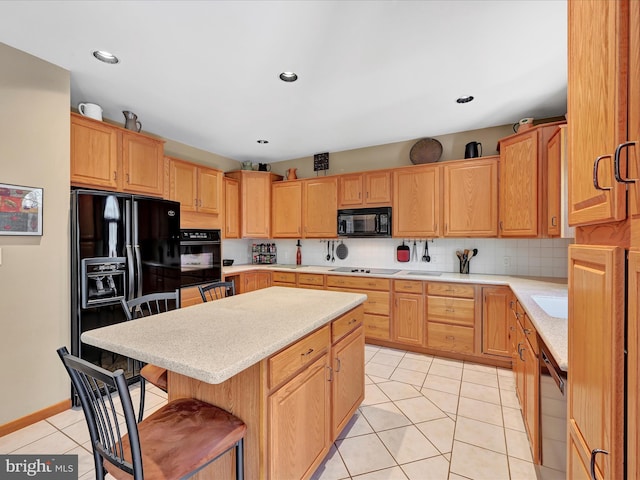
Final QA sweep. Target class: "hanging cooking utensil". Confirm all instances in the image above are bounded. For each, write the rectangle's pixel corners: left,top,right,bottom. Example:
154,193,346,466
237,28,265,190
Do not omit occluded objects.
425,240,431,262
411,239,418,261
326,241,331,261
336,240,348,260
331,240,335,262
397,240,410,262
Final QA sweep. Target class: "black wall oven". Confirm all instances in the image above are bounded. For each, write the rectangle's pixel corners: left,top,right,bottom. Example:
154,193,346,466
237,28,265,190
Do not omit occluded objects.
180,229,222,287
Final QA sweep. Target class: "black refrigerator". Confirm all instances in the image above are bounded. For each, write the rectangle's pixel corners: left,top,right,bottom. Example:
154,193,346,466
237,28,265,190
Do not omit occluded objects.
70,189,181,394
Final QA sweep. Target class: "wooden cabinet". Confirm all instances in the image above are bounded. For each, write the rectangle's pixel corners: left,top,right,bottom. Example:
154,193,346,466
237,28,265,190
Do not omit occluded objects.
392,280,424,347
271,271,296,287
224,177,240,239
272,181,303,238
241,271,271,293
303,177,337,238
168,157,222,226
297,273,325,290
568,0,628,227
180,285,204,307
71,113,164,196
568,245,624,480
443,157,498,237
628,251,640,480
481,286,511,358
268,352,331,479
331,320,365,438
426,282,475,354
225,171,282,238
338,170,392,208
547,128,563,237
498,124,564,237
393,164,440,237
327,275,391,341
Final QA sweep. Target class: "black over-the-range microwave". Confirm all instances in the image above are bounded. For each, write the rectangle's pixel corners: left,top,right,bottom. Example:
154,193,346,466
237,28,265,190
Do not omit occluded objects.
337,207,392,237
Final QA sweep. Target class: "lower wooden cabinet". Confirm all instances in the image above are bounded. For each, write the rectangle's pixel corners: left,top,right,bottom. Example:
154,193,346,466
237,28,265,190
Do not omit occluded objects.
332,325,365,438
180,285,204,307
426,282,475,354
242,271,271,293
268,353,331,480
515,315,539,463
482,286,511,357
392,280,425,346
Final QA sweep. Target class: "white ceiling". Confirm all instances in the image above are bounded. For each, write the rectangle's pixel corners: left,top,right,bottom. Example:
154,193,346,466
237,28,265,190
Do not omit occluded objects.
0,0,567,164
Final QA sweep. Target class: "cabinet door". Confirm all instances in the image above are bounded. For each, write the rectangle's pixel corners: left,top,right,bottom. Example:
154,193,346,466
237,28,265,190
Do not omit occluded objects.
257,271,271,290
629,1,640,219
443,157,498,237
268,353,331,480
242,173,271,238
70,115,119,190
169,159,198,212
197,167,222,214
272,181,302,238
121,132,164,196
627,251,640,479
568,244,625,480
522,334,539,462
332,326,365,438
515,321,526,406
567,0,627,226
482,286,510,357
338,174,364,208
393,293,424,346
304,177,337,237
224,178,240,239
365,171,392,205
547,128,562,236
499,130,538,236
393,165,440,237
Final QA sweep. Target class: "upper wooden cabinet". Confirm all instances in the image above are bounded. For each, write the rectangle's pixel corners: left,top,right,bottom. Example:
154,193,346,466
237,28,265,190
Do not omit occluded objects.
393,164,440,237
272,181,303,238
303,177,337,238
443,156,498,237
568,0,628,227
225,170,282,238
338,170,392,208
224,177,240,239
168,157,222,215
498,123,564,237
71,113,165,196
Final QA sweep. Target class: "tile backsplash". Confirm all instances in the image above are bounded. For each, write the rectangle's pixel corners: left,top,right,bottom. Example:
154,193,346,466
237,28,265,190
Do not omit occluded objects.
223,237,572,278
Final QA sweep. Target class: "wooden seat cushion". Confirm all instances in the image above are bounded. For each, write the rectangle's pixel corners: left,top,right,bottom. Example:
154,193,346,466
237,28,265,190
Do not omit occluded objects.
106,398,246,480
140,364,168,392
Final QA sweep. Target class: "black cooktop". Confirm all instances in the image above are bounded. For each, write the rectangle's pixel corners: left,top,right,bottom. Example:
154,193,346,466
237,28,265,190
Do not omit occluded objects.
330,267,400,275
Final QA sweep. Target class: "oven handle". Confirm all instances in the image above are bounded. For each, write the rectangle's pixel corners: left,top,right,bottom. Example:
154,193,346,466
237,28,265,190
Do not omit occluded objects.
541,349,565,395
180,241,221,246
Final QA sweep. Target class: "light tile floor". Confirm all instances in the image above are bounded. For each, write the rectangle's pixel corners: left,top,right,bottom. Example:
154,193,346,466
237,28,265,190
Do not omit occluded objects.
0,345,556,480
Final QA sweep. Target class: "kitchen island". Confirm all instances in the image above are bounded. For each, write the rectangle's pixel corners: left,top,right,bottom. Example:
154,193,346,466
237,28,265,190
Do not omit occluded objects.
82,287,367,479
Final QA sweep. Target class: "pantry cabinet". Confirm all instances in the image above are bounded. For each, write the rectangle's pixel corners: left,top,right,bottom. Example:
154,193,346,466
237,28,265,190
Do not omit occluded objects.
338,170,392,208
71,113,165,196
443,156,498,237
393,164,440,237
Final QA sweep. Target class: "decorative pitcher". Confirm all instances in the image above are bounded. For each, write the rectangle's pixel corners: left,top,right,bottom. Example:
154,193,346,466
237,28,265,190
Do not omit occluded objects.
122,111,142,132
286,168,297,180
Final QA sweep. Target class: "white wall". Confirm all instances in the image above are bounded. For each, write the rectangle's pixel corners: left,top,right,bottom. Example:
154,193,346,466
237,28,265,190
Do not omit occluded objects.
224,237,571,278
0,43,71,425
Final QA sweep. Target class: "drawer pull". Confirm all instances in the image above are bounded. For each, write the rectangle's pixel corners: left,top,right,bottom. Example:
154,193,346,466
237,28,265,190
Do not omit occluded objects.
445,335,455,341
593,155,612,191
523,328,531,335
326,365,333,382
301,348,314,357
348,318,357,325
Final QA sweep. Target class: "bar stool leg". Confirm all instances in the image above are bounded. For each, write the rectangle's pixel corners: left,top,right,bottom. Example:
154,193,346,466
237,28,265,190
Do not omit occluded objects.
236,438,244,480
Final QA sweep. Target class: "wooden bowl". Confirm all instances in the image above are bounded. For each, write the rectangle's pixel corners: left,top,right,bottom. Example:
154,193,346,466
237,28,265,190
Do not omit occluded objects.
409,138,443,164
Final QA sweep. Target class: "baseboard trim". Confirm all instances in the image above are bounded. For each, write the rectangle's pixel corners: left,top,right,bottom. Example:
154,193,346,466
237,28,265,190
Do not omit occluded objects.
0,400,72,437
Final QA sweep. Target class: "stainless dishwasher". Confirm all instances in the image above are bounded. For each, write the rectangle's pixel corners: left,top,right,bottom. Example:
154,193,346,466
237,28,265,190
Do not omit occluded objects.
536,342,567,479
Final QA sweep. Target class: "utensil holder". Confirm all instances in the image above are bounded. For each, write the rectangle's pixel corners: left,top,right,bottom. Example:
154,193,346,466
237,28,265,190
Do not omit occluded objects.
459,259,470,274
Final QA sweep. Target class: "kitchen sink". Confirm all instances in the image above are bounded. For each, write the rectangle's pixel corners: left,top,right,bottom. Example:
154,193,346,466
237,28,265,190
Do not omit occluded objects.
404,271,443,276
531,295,568,318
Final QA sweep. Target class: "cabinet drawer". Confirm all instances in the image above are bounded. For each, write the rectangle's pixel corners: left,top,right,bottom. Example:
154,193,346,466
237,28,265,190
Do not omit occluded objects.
297,273,325,287
272,271,296,283
522,314,538,354
327,275,390,291
393,279,424,294
427,323,474,354
328,288,389,315
427,296,474,326
427,282,474,298
269,325,330,388
363,313,390,341
332,306,364,343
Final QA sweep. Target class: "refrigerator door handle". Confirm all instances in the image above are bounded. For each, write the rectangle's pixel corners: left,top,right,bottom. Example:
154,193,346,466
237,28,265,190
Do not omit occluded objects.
126,245,135,301
134,244,143,298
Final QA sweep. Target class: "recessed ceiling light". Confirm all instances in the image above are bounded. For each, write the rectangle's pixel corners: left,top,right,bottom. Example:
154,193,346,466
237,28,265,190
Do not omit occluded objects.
92,50,119,64
456,95,474,104
279,72,298,82
257,139,269,144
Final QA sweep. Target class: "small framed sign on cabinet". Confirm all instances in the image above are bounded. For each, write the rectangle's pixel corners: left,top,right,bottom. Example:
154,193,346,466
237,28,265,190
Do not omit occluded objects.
313,152,329,172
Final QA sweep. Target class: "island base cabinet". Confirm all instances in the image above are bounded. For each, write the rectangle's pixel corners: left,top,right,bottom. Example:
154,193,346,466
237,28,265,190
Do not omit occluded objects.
332,326,365,438
268,353,331,480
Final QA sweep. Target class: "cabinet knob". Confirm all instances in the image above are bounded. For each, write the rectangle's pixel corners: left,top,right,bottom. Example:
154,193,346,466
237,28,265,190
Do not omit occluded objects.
593,155,612,191
589,449,608,480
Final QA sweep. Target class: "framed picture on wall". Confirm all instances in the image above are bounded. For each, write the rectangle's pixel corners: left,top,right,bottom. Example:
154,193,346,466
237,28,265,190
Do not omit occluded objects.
0,183,43,236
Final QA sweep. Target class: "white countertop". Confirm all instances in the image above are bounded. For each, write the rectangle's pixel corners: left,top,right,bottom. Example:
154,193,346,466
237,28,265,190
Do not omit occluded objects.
82,287,367,384
224,264,569,371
